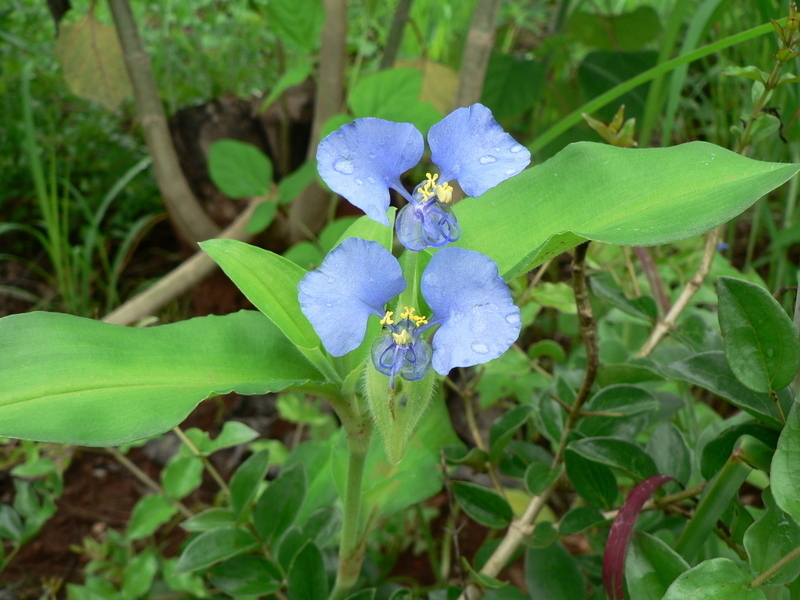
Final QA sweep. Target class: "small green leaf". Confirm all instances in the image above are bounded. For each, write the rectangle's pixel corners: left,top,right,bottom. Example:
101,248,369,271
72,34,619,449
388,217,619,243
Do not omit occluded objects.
568,437,658,481
229,449,270,518
524,461,558,495
245,201,278,235
645,423,692,486
174,527,259,574
700,423,778,480
565,448,618,509
569,6,662,51
717,276,800,393
182,507,237,532
771,401,800,524
208,139,273,198
452,482,513,528
525,542,587,600
743,487,800,584
625,531,690,600
591,274,657,321
210,555,283,596
127,495,178,540
210,421,260,452
161,456,203,501
262,0,323,52
481,52,545,120
559,506,607,535
662,558,766,600
577,384,659,439
254,463,307,543
261,63,313,110
489,404,534,460
287,541,328,600
0,505,24,539
122,550,158,598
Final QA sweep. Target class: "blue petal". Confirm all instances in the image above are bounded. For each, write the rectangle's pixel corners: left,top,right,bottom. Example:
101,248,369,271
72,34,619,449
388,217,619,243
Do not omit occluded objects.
298,238,405,356
428,103,531,197
395,200,460,251
316,118,424,226
421,247,521,375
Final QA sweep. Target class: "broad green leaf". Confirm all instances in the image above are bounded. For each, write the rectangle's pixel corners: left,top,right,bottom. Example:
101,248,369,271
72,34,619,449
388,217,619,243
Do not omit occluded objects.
579,50,657,121
525,542,587,600
568,437,658,481
665,352,783,428
182,508,237,532
662,558,766,600
772,401,800,524
489,405,534,461
569,6,662,51
743,487,800,584
524,460,558,495
301,507,342,548
558,506,606,535
645,423,692,486
127,495,178,540
55,13,132,111
456,142,800,280
208,140,273,198
349,68,442,134
452,482,513,528
625,531,690,600
577,384,659,439
481,52,545,120
245,201,278,234
262,0,323,52
174,527,259,574
201,240,319,349
210,555,282,596
564,448,617,509
122,550,158,599
717,277,800,393
229,449,270,518
0,311,322,445
209,421,260,452
254,463,307,543
287,541,328,600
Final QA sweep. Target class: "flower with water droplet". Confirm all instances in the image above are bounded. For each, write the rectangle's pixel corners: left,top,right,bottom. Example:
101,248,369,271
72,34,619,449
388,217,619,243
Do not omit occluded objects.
316,104,531,250
297,237,521,387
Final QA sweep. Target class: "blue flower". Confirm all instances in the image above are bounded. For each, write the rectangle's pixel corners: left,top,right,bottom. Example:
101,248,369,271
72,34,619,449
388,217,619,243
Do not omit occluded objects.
316,104,531,250
297,237,521,386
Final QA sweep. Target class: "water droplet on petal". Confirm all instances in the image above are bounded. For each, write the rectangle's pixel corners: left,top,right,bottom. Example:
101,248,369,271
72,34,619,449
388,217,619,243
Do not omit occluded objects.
494,147,501,152
471,342,489,355
333,159,355,174
505,168,516,175
488,303,499,311
326,302,332,307
479,155,497,164
367,176,375,183
505,313,520,324
510,144,523,153
328,277,335,283
425,273,440,285
355,178,364,185
368,152,376,158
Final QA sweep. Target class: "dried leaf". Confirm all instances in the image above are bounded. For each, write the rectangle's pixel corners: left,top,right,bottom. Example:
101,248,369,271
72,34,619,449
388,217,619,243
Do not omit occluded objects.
56,12,132,111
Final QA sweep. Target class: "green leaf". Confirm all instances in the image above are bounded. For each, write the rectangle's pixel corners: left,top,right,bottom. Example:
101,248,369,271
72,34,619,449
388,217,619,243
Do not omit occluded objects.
0,505,24,539
700,423,778,480
625,531,690,600
162,456,203,501
717,277,800,393
662,558,766,600
577,384,659,439
591,274,657,321
127,495,178,540
182,507,237,532
452,482,513,528
349,68,442,134
743,487,800,584
122,550,158,598
568,437,658,481
525,542,587,600
524,460,558,495
245,201,278,235
0,311,322,445
209,421,260,452
55,13,132,111
261,63,313,110
481,52,545,120
559,506,606,535
489,404,534,460
174,527,259,574
278,161,318,206
579,50,657,121
229,449,270,518
771,401,800,524
287,541,328,600
210,555,282,596
208,139,273,198
456,142,800,280
564,448,618,509
569,6,662,51
262,0,323,52
254,463,307,543
645,423,692,486
665,351,783,428
201,240,320,349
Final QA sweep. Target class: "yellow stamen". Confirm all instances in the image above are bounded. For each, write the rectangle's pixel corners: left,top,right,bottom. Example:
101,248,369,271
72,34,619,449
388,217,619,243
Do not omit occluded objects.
392,330,411,345
380,311,395,325
411,314,428,326
399,306,415,319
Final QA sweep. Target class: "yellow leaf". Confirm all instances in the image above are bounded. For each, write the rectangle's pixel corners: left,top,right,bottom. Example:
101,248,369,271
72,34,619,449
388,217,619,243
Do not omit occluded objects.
396,58,458,115
55,13,132,111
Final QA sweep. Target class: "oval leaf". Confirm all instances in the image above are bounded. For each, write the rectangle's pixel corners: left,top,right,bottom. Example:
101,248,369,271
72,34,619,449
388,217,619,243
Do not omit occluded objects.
174,527,259,574
452,481,513,528
208,140,273,198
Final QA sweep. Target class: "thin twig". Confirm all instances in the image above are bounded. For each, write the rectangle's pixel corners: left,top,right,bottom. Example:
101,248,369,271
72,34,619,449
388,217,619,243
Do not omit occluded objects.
453,0,503,109
173,426,231,497
379,0,414,70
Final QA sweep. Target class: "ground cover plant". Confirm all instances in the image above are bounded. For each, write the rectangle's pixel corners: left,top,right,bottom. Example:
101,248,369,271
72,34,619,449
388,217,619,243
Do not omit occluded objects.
2,1,800,599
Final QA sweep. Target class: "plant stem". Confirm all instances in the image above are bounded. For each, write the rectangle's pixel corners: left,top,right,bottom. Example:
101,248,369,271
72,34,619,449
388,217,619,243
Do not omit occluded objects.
453,0,502,109
173,426,231,497
750,543,800,588
329,415,371,600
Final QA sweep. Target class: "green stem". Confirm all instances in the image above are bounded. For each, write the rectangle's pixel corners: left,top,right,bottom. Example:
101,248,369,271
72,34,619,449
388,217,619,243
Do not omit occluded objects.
329,417,371,600
531,18,785,154
750,543,800,588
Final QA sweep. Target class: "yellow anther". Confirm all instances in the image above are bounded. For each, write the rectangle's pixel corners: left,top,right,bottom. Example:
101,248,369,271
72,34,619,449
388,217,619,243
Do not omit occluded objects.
410,314,428,326
436,181,454,204
392,330,411,345
399,306,415,319
380,311,395,325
